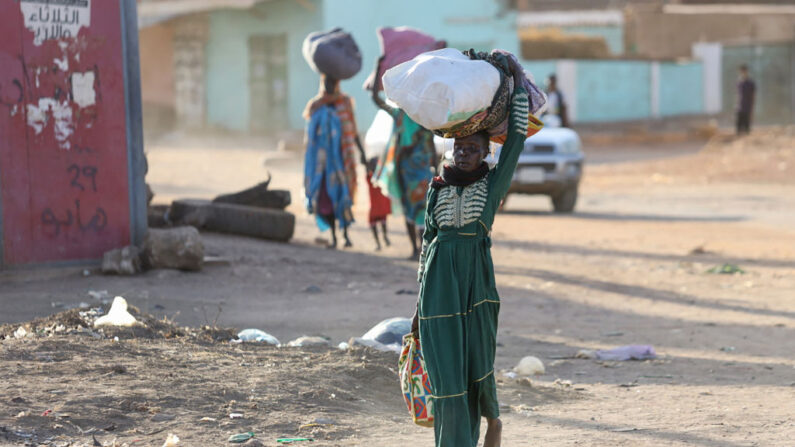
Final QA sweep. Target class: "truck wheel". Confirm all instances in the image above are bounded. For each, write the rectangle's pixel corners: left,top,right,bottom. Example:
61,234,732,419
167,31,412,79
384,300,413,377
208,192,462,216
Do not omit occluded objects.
552,186,578,213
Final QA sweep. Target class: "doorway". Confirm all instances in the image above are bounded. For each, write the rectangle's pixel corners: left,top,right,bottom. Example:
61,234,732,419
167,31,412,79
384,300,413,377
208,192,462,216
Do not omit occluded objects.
249,34,288,134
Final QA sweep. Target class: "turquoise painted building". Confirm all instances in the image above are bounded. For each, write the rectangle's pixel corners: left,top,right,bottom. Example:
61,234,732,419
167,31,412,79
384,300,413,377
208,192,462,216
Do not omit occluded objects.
191,0,714,133
203,0,520,133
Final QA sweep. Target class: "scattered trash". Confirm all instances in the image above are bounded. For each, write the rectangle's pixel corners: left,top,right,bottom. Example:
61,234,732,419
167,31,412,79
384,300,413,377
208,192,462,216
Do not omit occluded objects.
554,379,573,387
13,327,28,339
581,345,657,361
276,438,314,444
228,432,255,443
302,285,322,294
361,317,411,347
706,263,745,274
200,417,217,422
51,301,91,310
229,413,244,419
237,329,280,345
287,336,330,347
346,337,401,353
720,346,736,352
503,371,518,379
41,409,52,417
162,433,180,447
94,297,138,327
514,356,545,376
88,290,111,301
82,269,92,277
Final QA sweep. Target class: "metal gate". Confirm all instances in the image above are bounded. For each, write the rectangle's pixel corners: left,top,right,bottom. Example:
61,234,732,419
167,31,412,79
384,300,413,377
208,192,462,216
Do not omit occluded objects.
0,0,146,267
721,42,795,125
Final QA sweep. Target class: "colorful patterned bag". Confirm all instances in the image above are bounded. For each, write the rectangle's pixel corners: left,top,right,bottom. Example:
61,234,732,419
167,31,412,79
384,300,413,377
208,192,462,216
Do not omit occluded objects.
398,334,434,428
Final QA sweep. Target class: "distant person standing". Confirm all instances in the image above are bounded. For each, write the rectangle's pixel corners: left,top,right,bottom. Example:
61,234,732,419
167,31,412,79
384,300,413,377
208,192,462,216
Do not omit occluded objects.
736,64,756,135
545,74,569,128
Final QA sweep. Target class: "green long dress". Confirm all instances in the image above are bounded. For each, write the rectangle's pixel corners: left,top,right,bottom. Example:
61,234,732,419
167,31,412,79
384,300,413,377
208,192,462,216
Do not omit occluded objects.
417,86,540,447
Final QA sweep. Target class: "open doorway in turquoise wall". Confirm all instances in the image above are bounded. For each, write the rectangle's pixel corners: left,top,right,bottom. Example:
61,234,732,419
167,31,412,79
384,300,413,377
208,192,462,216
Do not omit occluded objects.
249,34,289,133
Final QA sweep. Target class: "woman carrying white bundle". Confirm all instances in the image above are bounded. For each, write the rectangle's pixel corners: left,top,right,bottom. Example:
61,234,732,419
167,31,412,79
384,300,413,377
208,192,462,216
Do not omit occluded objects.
409,54,543,447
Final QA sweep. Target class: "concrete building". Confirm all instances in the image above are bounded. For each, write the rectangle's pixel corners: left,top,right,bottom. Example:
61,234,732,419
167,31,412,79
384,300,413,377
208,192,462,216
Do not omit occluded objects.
625,3,795,59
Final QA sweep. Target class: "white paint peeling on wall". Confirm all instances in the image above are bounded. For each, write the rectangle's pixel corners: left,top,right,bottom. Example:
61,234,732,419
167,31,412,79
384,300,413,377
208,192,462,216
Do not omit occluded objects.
26,98,74,150
54,42,70,71
53,56,69,72
20,0,92,46
71,71,96,108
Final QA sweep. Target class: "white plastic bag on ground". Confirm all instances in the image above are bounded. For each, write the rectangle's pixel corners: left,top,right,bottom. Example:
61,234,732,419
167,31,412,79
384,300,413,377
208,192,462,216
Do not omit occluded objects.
514,356,545,376
162,433,179,447
94,296,137,327
362,317,411,347
287,336,330,347
383,48,501,130
237,329,280,345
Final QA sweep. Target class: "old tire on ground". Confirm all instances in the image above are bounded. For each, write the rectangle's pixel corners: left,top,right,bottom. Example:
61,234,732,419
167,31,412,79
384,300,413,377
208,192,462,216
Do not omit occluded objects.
551,186,578,213
213,183,291,210
169,199,213,228
206,203,295,242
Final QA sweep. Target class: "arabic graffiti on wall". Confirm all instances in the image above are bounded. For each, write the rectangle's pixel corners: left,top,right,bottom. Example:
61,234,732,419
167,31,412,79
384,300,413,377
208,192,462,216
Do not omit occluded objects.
21,0,91,46
0,0,132,265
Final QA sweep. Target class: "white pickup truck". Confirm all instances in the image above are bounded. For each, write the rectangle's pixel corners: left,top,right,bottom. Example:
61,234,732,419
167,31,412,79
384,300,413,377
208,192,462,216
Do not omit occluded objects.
365,110,584,213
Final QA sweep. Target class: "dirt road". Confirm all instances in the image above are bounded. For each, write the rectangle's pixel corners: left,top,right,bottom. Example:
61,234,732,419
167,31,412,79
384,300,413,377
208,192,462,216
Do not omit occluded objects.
1,129,793,446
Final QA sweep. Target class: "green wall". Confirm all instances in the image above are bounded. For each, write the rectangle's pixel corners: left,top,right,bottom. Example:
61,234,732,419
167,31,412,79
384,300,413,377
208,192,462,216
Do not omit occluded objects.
205,0,322,131
576,61,651,122
659,62,703,117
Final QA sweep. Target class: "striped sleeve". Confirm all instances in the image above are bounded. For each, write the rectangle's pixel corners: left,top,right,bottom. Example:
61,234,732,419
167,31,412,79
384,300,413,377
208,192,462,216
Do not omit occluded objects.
490,87,530,202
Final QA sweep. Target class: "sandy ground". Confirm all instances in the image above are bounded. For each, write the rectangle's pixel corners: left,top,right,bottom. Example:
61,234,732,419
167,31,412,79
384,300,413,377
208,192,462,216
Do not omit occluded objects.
1,128,794,446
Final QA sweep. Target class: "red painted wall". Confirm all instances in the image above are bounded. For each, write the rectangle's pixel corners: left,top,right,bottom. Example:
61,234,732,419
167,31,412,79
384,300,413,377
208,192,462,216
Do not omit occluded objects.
0,1,133,266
